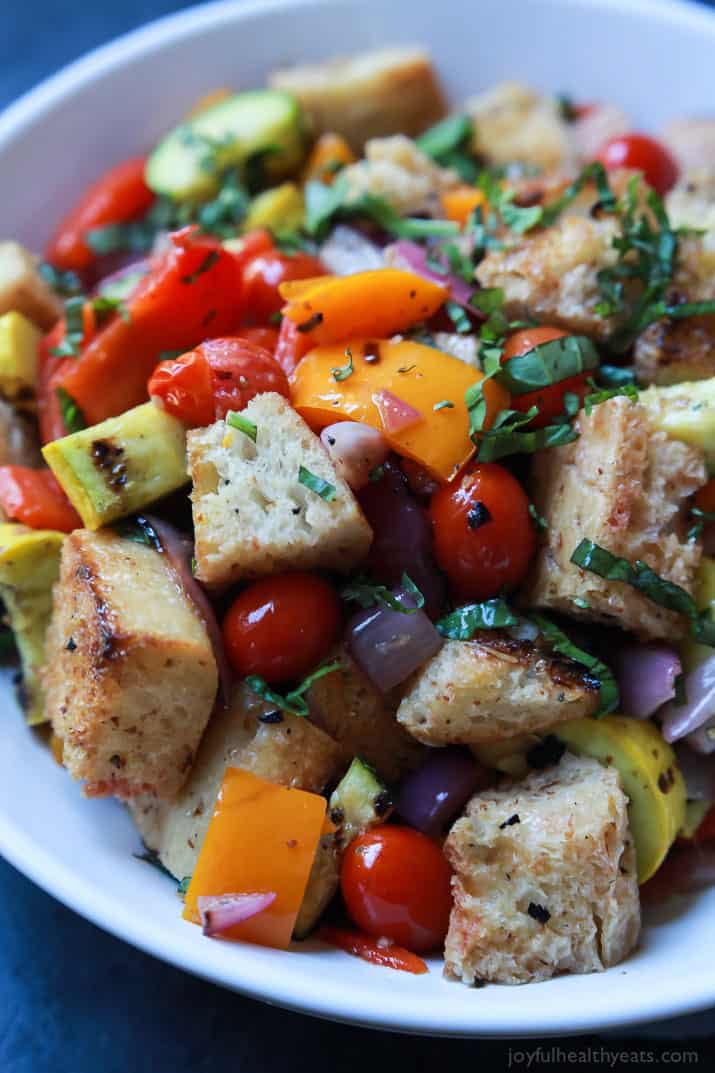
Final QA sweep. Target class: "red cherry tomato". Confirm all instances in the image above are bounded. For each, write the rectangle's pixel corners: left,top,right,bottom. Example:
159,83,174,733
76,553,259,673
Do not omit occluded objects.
317,926,428,974
235,327,280,353
148,337,289,426
242,250,326,323
45,157,154,274
429,462,536,601
595,133,679,196
501,326,590,429
274,316,313,377
340,827,452,952
222,572,341,683
0,467,81,533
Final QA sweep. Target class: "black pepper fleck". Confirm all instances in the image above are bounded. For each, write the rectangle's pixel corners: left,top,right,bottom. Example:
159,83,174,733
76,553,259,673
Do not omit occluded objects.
259,709,284,724
499,813,520,829
467,501,492,530
65,637,77,652
527,902,551,925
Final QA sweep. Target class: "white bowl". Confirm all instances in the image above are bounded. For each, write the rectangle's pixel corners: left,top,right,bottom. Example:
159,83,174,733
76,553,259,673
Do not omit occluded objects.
1,0,714,1037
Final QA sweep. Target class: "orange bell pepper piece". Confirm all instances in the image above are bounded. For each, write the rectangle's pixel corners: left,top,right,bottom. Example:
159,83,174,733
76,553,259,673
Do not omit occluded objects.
302,133,356,185
183,768,327,949
280,269,448,347
441,186,487,228
290,339,509,482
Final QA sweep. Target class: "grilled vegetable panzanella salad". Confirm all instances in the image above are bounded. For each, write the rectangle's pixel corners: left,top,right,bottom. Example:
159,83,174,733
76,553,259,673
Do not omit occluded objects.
2,46,715,985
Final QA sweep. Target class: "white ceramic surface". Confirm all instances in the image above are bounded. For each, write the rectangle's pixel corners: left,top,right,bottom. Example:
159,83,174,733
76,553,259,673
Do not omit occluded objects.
0,0,714,1037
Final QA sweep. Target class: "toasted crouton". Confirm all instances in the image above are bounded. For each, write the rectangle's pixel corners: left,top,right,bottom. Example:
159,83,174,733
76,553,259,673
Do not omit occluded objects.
475,216,621,341
0,242,62,331
397,634,599,747
269,47,446,150
660,119,715,174
44,529,218,799
307,643,425,782
444,752,640,985
522,396,705,641
342,135,458,216
464,82,574,173
188,393,372,587
129,681,345,882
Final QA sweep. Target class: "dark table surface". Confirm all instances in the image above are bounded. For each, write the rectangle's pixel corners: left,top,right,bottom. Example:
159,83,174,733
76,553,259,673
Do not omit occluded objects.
2,3,715,1070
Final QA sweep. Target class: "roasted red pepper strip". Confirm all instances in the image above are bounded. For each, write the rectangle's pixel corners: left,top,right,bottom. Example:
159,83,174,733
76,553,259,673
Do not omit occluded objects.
45,157,154,275
0,466,81,532
274,316,312,378
55,227,243,427
317,926,429,975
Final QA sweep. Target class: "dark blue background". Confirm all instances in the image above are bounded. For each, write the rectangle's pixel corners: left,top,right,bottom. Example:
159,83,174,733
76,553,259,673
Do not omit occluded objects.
1,3,714,1070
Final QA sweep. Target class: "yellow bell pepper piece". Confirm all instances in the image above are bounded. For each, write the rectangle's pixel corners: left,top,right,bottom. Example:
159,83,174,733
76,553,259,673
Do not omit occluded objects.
557,716,686,883
639,378,715,473
183,768,327,949
0,311,41,409
290,338,509,482
441,186,487,227
241,182,305,235
302,133,356,185
280,269,448,347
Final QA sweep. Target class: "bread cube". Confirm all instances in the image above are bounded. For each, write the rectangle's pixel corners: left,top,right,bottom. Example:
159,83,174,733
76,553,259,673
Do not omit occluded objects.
476,216,621,342
522,396,705,641
307,643,425,781
342,135,458,217
188,392,372,587
660,120,715,173
397,635,599,747
44,529,218,799
464,82,573,173
269,47,446,150
0,242,62,331
130,681,345,881
444,752,640,985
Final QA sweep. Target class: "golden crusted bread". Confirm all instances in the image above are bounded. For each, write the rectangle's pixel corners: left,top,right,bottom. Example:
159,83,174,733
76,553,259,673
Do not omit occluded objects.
522,396,705,641
44,530,218,799
0,241,62,331
342,135,458,216
307,643,425,782
476,215,622,341
188,392,372,587
269,46,446,150
130,681,345,881
396,635,599,747
463,81,573,173
444,752,640,985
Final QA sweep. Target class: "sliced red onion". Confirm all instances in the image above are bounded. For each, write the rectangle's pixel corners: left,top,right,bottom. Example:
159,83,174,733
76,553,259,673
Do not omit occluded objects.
396,747,491,836
373,390,423,436
145,515,232,702
198,891,276,936
357,459,446,620
641,843,715,905
384,239,475,309
613,644,681,719
347,589,442,693
674,742,715,800
320,225,384,276
661,653,715,743
687,717,715,755
320,422,390,490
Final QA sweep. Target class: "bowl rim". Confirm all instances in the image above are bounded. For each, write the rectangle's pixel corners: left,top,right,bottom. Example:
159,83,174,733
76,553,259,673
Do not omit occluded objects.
1,0,715,1037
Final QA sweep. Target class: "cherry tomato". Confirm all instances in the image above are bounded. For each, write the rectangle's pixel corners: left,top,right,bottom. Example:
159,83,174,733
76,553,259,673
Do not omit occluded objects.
222,572,341,683
0,467,81,532
274,316,312,377
45,157,154,274
595,133,679,196
242,250,325,323
148,337,289,426
429,462,536,601
340,826,452,952
235,327,279,353
501,326,590,429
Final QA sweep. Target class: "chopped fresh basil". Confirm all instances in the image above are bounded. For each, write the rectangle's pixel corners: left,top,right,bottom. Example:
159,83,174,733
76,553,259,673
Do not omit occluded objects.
570,539,715,645
181,249,220,284
497,335,600,397
556,93,578,122
91,295,130,325
55,387,85,435
477,171,544,234
197,169,249,237
38,262,83,298
298,466,337,501
445,300,471,334
529,612,618,716
470,287,504,316
246,661,341,717
687,506,715,543
304,174,460,241
331,348,354,382
86,195,186,255
98,269,146,303
583,383,639,415
416,114,478,183
177,876,192,897
476,407,578,462
596,364,638,388
341,573,425,615
50,295,85,357
226,410,258,442
433,399,455,412
540,161,616,227
436,598,519,639
529,503,548,532
134,849,175,880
